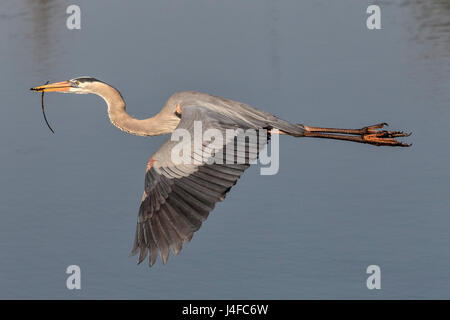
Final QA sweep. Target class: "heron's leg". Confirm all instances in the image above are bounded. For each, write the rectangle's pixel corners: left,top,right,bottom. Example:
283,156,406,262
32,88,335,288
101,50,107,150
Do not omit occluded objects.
303,123,392,135
302,123,411,147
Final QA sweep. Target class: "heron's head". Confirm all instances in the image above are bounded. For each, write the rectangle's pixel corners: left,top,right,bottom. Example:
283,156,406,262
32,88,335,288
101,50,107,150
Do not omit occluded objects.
30,77,104,94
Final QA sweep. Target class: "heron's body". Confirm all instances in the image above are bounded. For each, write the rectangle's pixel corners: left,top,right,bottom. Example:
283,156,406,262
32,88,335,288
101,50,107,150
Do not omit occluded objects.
31,77,410,266
96,80,304,137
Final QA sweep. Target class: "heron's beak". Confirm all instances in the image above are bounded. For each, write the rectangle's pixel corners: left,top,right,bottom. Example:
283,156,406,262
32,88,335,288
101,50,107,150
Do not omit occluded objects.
30,81,72,92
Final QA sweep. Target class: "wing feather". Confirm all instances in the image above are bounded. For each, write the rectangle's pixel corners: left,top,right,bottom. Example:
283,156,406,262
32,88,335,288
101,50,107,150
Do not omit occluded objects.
131,106,270,265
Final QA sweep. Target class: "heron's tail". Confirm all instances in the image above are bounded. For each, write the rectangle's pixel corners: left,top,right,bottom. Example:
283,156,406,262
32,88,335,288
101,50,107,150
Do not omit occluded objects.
269,120,305,137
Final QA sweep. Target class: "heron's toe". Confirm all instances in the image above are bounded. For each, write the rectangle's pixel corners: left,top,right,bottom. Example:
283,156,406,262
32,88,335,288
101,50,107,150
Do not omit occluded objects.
363,132,411,147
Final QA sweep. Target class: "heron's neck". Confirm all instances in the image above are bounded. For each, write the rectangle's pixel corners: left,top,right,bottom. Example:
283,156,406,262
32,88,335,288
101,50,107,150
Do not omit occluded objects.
95,83,169,136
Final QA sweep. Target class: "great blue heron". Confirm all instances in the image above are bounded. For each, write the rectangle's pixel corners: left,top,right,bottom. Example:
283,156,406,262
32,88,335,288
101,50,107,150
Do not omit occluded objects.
31,77,410,266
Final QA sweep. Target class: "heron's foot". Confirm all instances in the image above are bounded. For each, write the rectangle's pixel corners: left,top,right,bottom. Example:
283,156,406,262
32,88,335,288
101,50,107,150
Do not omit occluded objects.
302,122,411,147
361,123,411,147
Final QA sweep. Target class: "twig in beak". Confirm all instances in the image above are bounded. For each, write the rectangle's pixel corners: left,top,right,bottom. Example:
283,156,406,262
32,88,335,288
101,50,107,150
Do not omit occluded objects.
41,81,55,134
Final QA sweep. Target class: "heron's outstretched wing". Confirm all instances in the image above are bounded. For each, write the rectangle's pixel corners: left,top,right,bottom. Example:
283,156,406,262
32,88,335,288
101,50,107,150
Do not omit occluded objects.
131,106,270,266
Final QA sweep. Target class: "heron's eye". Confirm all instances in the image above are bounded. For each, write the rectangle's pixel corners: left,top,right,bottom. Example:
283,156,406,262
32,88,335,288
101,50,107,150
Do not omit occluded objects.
75,80,80,86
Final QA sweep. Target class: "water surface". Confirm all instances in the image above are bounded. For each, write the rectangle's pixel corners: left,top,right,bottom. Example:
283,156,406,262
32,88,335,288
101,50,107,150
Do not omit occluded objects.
0,0,449,299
